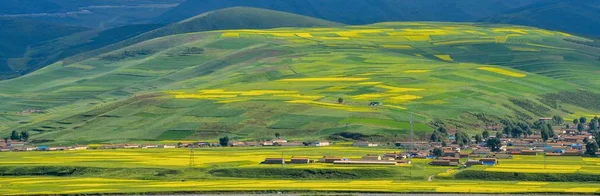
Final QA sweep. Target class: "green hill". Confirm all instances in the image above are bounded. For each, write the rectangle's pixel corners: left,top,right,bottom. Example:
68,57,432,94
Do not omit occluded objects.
1,22,599,144
62,6,343,66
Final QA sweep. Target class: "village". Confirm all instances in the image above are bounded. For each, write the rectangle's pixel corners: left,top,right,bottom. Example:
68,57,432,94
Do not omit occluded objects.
1,117,597,168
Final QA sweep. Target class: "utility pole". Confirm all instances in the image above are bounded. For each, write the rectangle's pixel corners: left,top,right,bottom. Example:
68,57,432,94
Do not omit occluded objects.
409,113,413,163
189,144,195,168
544,141,547,169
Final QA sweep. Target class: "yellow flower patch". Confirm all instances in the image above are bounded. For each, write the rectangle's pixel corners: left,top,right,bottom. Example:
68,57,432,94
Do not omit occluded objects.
220,32,239,38
403,70,431,73
279,78,369,82
477,67,526,78
381,45,413,49
434,55,453,62
295,33,313,38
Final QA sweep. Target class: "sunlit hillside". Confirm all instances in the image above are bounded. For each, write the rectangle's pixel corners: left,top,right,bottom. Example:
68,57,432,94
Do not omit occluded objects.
1,22,599,144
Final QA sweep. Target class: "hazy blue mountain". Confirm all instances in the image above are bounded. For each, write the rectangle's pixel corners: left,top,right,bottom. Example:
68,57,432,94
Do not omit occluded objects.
0,0,61,14
0,18,89,79
156,0,539,24
484,0,600,37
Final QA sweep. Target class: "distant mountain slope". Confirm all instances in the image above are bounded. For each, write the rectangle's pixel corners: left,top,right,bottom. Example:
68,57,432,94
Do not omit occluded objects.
483,1,600,37
0,0,61,14
2,22,600,144
0,18,89,79
7,24,164,77
63,7,342,64
156,0,539,24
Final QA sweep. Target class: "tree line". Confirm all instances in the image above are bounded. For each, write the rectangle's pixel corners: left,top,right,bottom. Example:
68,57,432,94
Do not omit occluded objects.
3,130,29,143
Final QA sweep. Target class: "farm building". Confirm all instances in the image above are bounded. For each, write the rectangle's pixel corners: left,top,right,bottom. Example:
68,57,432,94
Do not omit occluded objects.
430,160,458,166
262,158,284,164
353,141,379,147
73,145,88,150
290,157,311,164
160,144,176,148
319,156,346,163
465,160,483,167
442,151,458,157
123,144,140,149
143,144,158,149
362,154,382,161
311,141,330,147
273,138,288,143
480,158,497,165
383,152,403,159
441,157,460,163
278,142,304,147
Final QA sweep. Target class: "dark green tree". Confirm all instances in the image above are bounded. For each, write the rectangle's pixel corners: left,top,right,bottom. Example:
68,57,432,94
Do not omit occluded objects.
502,126,512,137
430,132,440,142
541,127,549,141
546,123,553,133
486,137,502,152
482,130,489,139
219,136,230,147
436,126,448,136
19,131,29,142
275,132,280,138
337,97,344,104
432,148,443,157
10,130,19,141
573,119,579,125
2,137,8,144
455,131,470,147
590,120,598,131
577,123,586,133
511,127,523,138
586,141,598,156
475,134,482,143
441,140,447,147
552,115,564,125
580,117,588,124
584,137,589,144
495,131,503,139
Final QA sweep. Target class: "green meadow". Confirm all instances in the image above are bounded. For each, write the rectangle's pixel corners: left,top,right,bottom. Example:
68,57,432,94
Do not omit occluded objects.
1,22,600,143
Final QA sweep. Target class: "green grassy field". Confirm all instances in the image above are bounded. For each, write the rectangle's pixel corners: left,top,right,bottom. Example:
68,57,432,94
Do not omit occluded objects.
0,147,599,194
1,22,600,143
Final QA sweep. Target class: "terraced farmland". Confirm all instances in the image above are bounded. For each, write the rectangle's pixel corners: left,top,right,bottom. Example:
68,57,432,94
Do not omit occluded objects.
1,22,600,143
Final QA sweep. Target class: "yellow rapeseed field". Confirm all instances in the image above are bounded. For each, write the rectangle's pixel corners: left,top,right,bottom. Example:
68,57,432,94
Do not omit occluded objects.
434,55,453,62
279,78,370,82
220,32,240,38
477,67,527,78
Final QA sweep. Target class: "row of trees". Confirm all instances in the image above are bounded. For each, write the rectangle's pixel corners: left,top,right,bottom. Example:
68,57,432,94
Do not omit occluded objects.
570,116,600,133
3,130,29,143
